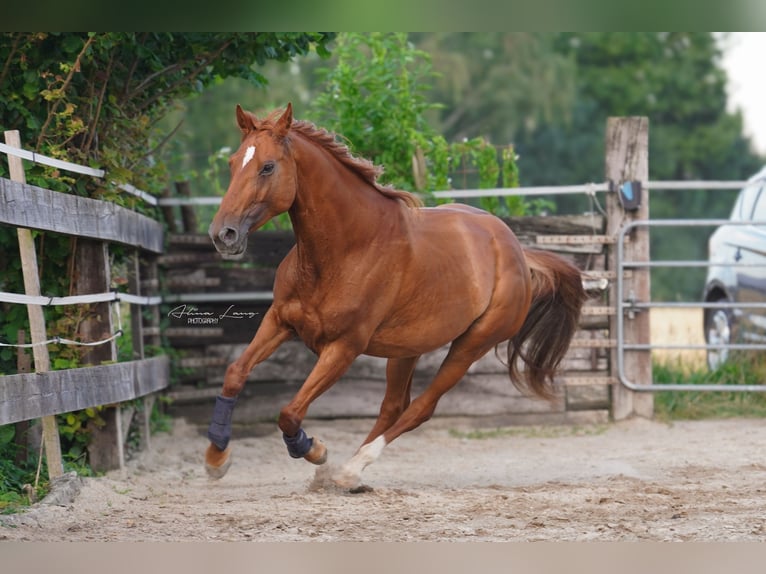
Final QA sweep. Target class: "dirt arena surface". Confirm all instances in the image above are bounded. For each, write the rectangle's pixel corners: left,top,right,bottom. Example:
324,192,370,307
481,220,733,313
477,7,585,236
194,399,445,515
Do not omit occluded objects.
2,415,766,542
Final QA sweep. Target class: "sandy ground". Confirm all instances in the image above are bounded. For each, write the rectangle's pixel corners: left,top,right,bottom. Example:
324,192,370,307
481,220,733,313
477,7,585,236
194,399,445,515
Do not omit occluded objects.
2,414,766,542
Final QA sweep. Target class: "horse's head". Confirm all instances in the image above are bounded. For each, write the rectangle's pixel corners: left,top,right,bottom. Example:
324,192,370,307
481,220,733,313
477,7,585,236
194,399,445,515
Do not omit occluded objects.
209,103,297,259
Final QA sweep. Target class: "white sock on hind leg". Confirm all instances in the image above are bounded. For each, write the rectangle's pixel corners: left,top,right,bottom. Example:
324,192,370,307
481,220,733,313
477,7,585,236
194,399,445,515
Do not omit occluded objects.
333,435,387,488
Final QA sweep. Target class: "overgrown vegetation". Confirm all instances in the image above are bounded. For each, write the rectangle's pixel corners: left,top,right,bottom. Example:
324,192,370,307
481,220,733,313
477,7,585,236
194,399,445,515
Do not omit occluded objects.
0,425,43,513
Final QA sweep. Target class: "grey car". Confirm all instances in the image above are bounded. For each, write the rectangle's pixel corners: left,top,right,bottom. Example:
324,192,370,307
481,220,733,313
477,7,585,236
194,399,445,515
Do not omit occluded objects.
703,166,766,370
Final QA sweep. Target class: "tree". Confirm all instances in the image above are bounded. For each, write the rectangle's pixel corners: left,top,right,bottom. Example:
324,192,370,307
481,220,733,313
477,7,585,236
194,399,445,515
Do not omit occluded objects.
410,33,577,146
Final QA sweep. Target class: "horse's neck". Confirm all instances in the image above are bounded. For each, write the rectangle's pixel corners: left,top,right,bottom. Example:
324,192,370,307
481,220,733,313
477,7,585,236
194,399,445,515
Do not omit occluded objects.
288,140,404,270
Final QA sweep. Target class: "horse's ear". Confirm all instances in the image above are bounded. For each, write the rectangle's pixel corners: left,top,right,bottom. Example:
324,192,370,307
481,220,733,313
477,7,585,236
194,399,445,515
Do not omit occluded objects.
235,104,256,135
274,102,293,137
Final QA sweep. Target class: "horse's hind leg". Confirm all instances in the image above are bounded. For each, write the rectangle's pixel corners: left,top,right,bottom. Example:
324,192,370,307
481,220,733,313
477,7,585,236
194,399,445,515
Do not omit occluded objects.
332,344,485,488
332,314,517,488
361,356,419,445
205,308,292,479
325,356,416,488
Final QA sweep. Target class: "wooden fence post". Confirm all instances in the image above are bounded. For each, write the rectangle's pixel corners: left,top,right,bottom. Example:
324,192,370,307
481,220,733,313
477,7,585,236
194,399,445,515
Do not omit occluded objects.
161,185,179,233
14,330,32,466
3,130,64,478
73,239,126,472
176,180,198,233
129,249,154,451
605,117,654,420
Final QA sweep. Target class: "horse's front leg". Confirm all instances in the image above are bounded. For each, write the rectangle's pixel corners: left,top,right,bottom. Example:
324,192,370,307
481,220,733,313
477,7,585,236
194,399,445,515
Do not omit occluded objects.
205,308,292,479
278,342,358,465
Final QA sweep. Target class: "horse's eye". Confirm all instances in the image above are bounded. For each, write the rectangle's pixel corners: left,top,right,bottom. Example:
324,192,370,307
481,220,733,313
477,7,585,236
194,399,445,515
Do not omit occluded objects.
260,162,275,176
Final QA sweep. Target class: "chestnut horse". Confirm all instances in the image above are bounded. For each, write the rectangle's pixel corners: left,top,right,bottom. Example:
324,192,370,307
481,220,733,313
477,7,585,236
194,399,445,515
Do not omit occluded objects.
204,103,586,488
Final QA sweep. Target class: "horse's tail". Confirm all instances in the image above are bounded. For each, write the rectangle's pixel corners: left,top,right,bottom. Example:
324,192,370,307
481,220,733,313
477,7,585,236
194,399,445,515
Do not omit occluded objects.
507,248,587,400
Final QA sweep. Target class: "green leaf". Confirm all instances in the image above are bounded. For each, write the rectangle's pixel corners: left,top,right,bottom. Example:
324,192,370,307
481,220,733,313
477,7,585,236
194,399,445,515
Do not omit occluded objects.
53,357,73,370
0,425,15,446
22,82,38,100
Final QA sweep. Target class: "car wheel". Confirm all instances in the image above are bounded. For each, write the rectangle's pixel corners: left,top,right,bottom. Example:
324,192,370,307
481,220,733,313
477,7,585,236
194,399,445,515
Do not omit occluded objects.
705,304,732,371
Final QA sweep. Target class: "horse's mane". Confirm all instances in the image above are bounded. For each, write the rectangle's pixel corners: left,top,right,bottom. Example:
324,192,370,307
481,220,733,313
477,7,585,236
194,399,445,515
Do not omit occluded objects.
258,109,423,209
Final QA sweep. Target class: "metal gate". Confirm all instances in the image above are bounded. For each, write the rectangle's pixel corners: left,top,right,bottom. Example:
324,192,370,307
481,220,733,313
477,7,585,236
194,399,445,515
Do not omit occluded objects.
616,218,766,392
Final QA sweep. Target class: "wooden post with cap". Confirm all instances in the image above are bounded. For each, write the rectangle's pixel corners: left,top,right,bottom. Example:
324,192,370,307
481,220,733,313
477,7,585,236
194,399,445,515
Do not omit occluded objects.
605,117,654,420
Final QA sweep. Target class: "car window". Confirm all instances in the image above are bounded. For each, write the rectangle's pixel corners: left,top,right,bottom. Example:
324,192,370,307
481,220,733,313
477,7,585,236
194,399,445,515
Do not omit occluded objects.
730,190,745,220
734,183,761,221
751,185,766,223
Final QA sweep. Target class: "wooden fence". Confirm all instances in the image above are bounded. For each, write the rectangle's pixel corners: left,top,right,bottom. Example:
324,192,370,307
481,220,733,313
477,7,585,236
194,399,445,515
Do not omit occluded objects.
0,131,169,475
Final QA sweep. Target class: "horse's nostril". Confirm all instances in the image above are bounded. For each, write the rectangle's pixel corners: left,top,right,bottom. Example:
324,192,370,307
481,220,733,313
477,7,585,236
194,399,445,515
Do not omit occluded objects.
220,227,238,246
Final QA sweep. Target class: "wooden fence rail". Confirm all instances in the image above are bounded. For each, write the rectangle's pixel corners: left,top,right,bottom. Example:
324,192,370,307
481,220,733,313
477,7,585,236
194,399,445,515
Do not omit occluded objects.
0,177,163,251
0,356,169,425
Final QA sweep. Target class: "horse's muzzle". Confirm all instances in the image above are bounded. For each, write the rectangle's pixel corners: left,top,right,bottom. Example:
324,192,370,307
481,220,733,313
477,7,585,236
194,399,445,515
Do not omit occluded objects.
209,221,248,259
209,203,271,259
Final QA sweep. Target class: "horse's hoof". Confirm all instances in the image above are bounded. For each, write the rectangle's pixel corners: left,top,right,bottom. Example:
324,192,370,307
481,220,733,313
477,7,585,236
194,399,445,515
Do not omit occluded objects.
349,484,374,494
331,468,361,490
304,438,327,465
205,444,232,479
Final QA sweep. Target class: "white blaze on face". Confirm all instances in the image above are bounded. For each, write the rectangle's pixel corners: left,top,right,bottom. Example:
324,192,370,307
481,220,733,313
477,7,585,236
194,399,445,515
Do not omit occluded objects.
242,145,256,169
